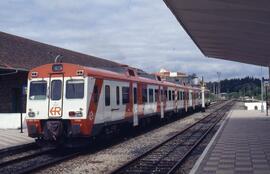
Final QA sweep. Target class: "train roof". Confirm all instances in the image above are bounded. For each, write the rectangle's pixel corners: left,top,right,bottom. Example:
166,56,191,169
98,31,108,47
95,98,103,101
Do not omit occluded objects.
30,63,200,90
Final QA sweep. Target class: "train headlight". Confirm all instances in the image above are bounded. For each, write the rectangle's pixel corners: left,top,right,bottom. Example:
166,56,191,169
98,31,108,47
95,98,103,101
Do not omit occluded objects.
76,70,84,76
31,72,38,78
28,112,35,117
76,111,83,117
69,111,83,117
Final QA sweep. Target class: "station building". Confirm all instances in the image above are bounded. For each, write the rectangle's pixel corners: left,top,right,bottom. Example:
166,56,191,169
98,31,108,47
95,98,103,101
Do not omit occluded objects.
0,32,121,113
155,68,200,86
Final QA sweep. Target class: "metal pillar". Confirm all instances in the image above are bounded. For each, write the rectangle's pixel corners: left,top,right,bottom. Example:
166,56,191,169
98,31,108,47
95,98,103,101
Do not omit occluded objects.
265,65,270,116
201,77,205,112
217,72,221,99
20,89,23,133
261,77,264,112
266,85,268,116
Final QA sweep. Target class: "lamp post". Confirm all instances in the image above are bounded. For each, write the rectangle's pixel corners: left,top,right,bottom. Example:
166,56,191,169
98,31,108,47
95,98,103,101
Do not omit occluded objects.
261,77,264,112
217,72,221,99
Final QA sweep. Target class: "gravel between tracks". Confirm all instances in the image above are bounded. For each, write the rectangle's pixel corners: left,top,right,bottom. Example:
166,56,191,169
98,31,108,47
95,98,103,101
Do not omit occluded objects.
38,111,213,174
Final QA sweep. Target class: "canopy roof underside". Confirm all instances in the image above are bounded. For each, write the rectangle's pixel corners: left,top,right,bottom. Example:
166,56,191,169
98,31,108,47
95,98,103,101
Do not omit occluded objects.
164,0,270,66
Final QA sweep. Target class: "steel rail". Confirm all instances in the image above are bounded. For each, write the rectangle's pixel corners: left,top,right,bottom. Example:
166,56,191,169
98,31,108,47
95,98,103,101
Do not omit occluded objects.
111,101,234,174
0,143,38,159
0,147,54,169
0,147,82,174
167,108,229,173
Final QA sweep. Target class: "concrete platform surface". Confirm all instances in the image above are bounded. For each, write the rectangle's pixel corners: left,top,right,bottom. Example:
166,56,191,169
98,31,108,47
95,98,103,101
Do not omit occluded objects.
191,110,270,174
0,129,34,150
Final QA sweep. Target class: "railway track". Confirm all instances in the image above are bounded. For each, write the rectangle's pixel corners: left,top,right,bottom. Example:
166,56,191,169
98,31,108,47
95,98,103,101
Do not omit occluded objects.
0,101,229,174
111,100,235,174
0,145,82,174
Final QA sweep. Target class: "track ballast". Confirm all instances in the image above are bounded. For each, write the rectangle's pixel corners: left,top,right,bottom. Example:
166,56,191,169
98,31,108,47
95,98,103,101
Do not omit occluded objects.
111,100,234,174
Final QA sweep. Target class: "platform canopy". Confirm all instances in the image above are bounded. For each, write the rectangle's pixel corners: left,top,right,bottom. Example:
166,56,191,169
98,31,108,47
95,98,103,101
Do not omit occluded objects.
164,0,270,67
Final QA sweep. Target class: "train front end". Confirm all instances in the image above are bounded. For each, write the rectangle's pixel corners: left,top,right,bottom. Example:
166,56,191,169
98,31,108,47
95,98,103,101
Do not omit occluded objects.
26,63,93,144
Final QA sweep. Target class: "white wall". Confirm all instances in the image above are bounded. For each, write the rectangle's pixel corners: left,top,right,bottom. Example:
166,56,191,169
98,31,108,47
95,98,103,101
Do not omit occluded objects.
0,113,27,129
244,102,266,111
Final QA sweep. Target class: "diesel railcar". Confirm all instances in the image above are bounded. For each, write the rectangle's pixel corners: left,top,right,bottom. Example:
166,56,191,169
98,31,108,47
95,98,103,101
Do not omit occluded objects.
26,63,207,144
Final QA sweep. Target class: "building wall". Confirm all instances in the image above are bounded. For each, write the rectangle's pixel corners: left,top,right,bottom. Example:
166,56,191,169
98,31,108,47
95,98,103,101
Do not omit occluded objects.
244,102,266,111
0,71,28,113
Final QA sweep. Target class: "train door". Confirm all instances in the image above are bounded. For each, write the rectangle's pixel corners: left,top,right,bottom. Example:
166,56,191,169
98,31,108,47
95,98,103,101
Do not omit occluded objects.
48,74,64,118
111,81,121,121
174,88,177,112
133,83,138,126
160,86,164,119
184,89,188,112
104,81,112,122
192,92,195,109
189,90,193,108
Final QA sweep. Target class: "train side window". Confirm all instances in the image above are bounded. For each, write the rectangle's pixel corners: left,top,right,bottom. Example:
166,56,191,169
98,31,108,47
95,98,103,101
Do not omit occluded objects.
181,91,184,100
134,87,137,104
169,90,172,101
66,80,84,99
105,85,110,106
122,87,130,104
155,89,158,102
93,85,98,104
149,89,154,103
116,86,120,105
142,88,148,103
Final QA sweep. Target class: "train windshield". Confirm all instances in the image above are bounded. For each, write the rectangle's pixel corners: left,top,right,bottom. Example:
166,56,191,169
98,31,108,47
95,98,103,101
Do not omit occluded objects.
66,80,84,99
29,81,47,100
51,80,62,100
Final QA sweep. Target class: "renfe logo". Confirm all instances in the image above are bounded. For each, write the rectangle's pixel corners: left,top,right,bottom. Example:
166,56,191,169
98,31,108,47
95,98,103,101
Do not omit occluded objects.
50,107,62,116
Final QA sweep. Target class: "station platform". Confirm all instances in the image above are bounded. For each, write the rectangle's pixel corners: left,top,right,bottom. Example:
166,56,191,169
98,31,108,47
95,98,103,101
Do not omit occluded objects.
191,109,270,174
0,129,34,150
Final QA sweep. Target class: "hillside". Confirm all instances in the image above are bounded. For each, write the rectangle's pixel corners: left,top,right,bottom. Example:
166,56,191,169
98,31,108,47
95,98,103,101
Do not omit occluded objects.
207,77,262,99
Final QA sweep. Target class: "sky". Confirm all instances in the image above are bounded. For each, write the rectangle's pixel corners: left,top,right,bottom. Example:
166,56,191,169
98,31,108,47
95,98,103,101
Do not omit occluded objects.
0,0,268,81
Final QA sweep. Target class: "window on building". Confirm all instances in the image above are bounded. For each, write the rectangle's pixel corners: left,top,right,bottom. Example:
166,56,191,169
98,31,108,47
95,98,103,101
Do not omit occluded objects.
105,85,110,106
169,90,172,101
149,89,154,103
122,87,130,104
116,86,120,105
165,90,167,100
66,80,84,99
172,90,175,101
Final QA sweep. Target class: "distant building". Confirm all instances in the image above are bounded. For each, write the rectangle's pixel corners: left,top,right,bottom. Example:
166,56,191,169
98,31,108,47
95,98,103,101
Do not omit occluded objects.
155,68,200,86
